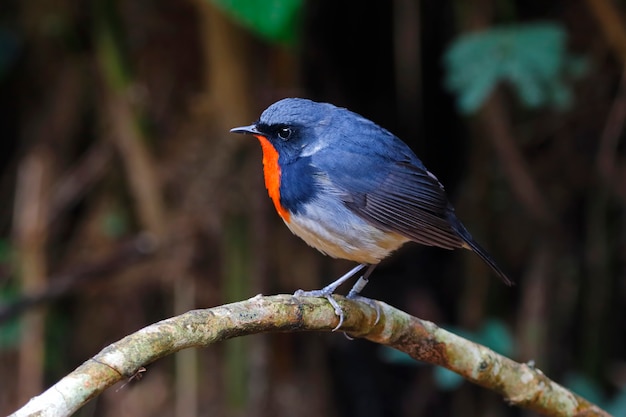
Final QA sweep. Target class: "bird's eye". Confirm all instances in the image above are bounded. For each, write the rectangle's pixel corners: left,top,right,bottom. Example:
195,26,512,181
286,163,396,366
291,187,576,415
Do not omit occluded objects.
277,127,292,140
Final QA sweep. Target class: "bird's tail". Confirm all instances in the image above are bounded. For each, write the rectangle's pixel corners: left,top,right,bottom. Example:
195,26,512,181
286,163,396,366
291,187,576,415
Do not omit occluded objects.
449,215,514,286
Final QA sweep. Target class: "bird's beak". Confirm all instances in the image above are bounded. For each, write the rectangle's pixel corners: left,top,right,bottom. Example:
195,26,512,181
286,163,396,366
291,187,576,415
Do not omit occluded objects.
230,124,260,135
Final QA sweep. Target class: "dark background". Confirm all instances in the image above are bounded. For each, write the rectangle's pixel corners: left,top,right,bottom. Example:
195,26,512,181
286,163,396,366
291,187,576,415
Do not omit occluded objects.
1,0,625,416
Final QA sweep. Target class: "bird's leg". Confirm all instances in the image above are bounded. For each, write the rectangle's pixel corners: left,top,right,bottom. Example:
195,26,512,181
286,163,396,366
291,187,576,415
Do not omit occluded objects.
346,264,377,298
294,263,367,330
346,264,381,324
295,263,366,297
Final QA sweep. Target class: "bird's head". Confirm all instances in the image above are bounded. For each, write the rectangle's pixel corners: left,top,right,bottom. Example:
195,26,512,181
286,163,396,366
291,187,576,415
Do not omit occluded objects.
230,98,339,161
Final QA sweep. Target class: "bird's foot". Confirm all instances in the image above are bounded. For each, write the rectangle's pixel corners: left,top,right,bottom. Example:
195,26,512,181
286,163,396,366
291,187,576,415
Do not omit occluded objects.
294,288,345,331
293,264,367,331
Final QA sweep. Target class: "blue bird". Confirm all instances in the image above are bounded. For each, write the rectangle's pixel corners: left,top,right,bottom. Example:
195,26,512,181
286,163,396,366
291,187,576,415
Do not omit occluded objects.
231,98,512,329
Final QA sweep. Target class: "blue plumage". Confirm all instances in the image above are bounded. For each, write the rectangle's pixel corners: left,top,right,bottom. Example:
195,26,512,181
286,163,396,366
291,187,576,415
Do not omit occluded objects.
277,154,318,216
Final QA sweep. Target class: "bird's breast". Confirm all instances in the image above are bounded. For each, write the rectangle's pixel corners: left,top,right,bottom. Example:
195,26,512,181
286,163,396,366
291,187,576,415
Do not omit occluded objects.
255,135,291,221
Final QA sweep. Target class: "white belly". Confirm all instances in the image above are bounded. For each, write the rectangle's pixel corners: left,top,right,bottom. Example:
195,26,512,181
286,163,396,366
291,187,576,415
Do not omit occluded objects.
284,197,409,264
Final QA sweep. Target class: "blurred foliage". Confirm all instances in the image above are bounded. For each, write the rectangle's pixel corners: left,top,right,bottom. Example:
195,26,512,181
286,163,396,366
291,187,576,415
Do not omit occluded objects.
444,22,588,113
565,372,606,407
44,310,72,376
0,239,11,265
0,238,19,350
210,0,302,45
565,373,626,416
0,287,20,350
0,28,19,79
606,390,626,417
102,208,130,238
434,366,465,391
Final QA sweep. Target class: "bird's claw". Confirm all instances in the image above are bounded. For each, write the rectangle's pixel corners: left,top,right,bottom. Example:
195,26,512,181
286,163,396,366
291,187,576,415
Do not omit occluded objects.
324,295,345,331
294,289,345,331
294,264,376,332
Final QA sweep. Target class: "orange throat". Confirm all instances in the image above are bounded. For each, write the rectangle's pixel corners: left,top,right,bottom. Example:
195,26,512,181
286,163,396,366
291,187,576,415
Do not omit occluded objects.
255,135,290,222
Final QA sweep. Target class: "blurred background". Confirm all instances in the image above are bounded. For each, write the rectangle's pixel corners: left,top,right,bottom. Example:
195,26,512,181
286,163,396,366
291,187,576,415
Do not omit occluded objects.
1,0,625,416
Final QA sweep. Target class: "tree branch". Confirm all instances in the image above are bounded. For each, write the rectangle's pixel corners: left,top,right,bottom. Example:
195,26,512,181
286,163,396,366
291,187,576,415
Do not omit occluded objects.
10,295,609,417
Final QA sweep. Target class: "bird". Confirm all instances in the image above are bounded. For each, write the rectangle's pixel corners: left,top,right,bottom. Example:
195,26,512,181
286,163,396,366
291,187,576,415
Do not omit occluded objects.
231,98,512,330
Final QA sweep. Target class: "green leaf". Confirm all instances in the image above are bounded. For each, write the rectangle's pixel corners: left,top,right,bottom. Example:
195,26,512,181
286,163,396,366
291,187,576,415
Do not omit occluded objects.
477,319,514,357
210,0,302,45
0,318,20,350
443,22,588,114
433,366,464,390
378,346,420,366
0,284,21,349
102,209,129,237
605,388,626,417
563,372,605,406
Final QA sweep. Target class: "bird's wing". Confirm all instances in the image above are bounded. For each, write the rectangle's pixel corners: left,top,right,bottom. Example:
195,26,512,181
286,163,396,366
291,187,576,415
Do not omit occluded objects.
312,146,465,250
